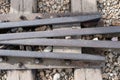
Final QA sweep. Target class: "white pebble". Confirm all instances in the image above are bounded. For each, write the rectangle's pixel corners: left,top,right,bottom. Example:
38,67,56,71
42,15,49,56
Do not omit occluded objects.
44,46,52,52
53,73,60,80
111,37,118,41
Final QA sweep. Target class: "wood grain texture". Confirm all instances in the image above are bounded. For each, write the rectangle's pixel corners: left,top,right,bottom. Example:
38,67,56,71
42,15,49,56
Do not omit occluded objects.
85,68,102,80
74,69,86,80
53,0,82,53
82,0,98,13
7,0,37,80
10,0,37,13
7,70,35,80
73,0,102,80
74,68,102,80
71,0,82,12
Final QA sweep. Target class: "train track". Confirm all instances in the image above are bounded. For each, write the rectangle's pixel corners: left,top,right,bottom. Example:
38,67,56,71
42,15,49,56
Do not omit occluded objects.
0,14,120,69
0,13,107,70
1,0,119,80
0,12,119,70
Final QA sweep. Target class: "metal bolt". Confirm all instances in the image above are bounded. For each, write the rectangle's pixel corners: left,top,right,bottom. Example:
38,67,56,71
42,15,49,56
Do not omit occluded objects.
20,15,27,20
34,59,40,64
65,60,71,65
17,62,23,68
34,58,43,64
35,16,42,19
2,20,9,22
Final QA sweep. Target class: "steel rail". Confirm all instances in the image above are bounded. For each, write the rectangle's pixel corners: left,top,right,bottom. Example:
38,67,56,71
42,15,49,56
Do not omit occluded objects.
0,26,119,41
0,14,100,29
0,39,120,48
0,50,105,61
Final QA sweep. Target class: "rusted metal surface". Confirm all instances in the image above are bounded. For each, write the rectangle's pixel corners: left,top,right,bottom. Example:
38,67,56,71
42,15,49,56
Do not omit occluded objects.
0,39,120,49
0,14,101,29
0,26,119,41
0,50,105,61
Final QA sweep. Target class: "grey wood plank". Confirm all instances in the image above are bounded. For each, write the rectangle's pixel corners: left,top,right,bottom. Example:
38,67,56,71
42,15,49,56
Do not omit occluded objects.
71,0,82,12
74,68,102,80
10,0,37,13
7,70,35,80
82,0,98,13
74,69,86,80
7,0,37,79
85,68,102,80
53,0,82,54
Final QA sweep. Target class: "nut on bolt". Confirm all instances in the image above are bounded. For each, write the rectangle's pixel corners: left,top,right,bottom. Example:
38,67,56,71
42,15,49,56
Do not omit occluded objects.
65,60,71,65
34,58,43,64
20,15,27,20
0,57,8,62
17,62,23,68
35,16,42,19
